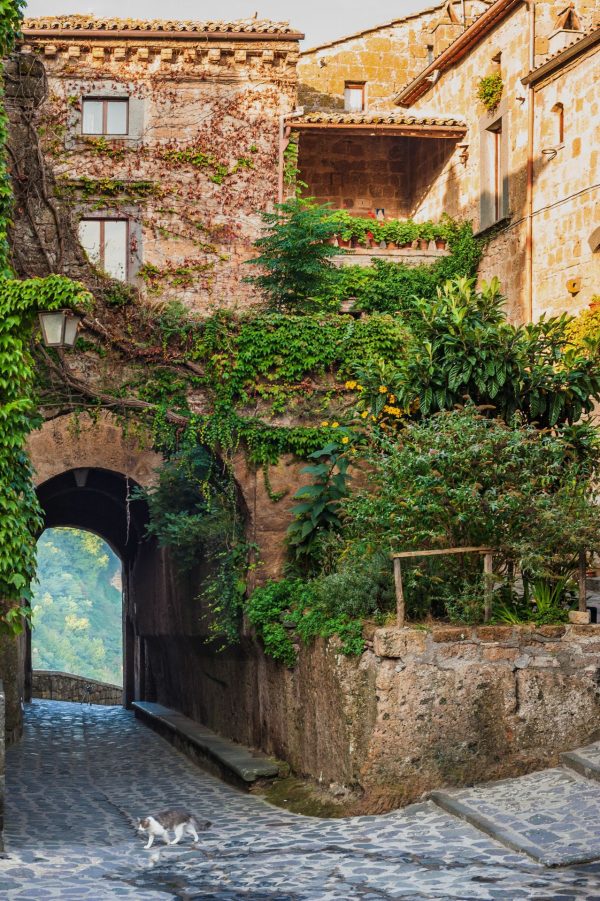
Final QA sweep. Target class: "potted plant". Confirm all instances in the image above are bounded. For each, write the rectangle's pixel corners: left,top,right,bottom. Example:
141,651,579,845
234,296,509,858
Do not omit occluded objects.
418,222,435,250
434,222,448,250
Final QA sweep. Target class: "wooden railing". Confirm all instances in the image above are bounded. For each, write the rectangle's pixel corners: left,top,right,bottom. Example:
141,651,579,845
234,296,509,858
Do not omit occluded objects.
391,547,591,628
391,547,494,627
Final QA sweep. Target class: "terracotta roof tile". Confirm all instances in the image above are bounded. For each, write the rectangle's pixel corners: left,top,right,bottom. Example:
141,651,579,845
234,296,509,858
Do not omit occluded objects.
295,111,466,127
23,15,299,36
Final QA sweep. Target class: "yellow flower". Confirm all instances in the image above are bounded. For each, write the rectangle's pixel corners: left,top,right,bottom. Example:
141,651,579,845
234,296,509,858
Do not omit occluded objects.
356,384,364,391
388,394,396,403
332,421,340,428
344,380,357,390
361,410,369,419
371,415,376,422
378,385,388,393
320,421,329,427
341,436,349,444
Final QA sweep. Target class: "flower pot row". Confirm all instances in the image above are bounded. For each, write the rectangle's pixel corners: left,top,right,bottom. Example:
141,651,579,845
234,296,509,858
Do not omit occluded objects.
330,236,447,251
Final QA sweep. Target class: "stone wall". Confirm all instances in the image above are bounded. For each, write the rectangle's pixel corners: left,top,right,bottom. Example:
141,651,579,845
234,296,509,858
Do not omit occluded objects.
407,1,600,322
32,671,123,706
18,22,300,314
298,133,410,218
297,2,488,112
530,42,600,318
152,622,600,812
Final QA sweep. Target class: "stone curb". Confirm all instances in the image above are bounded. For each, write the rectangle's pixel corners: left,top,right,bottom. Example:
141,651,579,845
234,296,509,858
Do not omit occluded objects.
429,789,600,867
132,701,280,788
561,749,600,784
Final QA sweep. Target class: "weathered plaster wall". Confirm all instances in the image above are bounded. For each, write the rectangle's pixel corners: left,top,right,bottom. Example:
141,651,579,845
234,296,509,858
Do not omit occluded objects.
20,28,300,313
297,2,488,112
32,670,123,705
530,43,600,318
159,623,600,811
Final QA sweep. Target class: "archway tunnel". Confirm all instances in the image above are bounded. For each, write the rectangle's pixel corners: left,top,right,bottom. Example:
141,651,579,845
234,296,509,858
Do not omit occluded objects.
34,467,151,707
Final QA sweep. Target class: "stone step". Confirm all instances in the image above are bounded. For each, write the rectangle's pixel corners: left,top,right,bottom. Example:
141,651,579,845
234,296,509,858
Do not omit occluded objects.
562,741,600,783
132,701,281,789
430,766,600,866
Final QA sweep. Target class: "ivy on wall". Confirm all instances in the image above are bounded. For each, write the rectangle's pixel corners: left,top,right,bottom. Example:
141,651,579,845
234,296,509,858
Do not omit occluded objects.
0,2,91,630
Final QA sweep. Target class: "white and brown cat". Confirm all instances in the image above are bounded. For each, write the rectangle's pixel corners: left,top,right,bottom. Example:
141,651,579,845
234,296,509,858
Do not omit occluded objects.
137,808,210,849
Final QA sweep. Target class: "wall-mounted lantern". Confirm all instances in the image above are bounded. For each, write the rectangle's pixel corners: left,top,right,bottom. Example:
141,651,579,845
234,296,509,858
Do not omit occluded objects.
38,310,83,347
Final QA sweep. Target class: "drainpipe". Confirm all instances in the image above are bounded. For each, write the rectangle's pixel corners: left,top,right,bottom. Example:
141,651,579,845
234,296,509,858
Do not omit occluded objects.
278,107,304,204
525,0,535,322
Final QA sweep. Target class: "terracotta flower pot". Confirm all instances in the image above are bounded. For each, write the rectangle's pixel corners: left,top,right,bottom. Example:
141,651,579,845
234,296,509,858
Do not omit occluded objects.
435,239,447,250
418,238,429,250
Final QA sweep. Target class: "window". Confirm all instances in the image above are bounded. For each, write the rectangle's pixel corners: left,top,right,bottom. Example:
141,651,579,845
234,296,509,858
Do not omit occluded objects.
552,102,565,144
344,82,366,113
489,121,503,223
480,114,508,229
79,219,128,280
82,97,128,135
427,44,434,65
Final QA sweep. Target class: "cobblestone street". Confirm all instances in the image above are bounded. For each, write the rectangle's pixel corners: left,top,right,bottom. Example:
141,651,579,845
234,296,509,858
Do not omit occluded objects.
3,701,600,899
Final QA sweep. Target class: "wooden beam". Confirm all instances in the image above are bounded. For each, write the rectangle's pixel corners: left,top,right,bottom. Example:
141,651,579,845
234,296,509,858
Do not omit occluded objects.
483,552,494,623
393,558,405,628
579,550,588,613
391,547,492,559
293,123,466,139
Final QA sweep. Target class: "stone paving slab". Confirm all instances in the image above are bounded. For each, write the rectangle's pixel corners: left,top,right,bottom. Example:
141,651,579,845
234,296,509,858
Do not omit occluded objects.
132,700,280,783
431,767,600,866
3,701,600,898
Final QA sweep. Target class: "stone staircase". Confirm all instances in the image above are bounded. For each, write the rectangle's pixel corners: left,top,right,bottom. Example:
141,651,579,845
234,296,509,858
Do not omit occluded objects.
431,741,600,866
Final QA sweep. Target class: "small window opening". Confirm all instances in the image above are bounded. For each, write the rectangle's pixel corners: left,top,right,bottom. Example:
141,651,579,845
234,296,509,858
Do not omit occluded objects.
78,219,128,280
427,44,434,65
488,120,503,223
82,97,129,135
344,82,366,113
552,102,565,144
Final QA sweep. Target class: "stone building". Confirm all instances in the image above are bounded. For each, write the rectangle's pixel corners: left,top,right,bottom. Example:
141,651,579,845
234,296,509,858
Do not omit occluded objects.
296,0,600,320
19,16,303,313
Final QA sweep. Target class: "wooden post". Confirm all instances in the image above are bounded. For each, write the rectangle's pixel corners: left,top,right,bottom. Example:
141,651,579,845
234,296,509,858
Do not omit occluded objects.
393,557,405,628
579,550,587,613
483,552,493,623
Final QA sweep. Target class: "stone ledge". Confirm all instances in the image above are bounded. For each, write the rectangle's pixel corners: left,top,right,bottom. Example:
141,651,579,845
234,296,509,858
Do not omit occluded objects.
132,701,281,789
32,670,122,706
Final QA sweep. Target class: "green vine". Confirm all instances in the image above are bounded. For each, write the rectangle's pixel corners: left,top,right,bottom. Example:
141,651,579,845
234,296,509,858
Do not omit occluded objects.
0,2,92,631
477,73,503,112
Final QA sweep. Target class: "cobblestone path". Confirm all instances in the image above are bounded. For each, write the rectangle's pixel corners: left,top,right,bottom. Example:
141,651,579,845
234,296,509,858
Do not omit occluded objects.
3,701,600,899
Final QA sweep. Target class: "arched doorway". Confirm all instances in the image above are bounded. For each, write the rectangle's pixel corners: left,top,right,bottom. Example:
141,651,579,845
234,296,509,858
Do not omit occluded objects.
32,526,124,689
32,467,149,706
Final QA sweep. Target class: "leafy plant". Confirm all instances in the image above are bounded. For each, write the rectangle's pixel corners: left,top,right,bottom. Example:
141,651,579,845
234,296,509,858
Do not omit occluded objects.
477,73,503,112
287,443,351,561
246,197,340,312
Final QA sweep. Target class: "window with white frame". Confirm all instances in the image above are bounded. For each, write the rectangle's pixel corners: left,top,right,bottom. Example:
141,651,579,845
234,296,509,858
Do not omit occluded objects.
344,82,366,112
82,97,129,135
79,219,128,280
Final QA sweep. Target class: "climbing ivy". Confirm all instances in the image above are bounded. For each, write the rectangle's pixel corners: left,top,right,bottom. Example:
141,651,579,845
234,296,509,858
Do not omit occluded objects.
0,2,92,630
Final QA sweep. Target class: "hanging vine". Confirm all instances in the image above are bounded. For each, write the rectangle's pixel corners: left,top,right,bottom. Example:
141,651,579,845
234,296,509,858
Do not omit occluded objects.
0,2,92,631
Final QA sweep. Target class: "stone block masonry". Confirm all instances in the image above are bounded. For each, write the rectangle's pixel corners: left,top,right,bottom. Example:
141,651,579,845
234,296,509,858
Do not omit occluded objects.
166,622,600,812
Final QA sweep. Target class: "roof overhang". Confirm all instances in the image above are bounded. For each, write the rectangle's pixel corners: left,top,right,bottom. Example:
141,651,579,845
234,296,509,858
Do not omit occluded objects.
395,0,523,107
294,121,467,138
521,26,600,86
